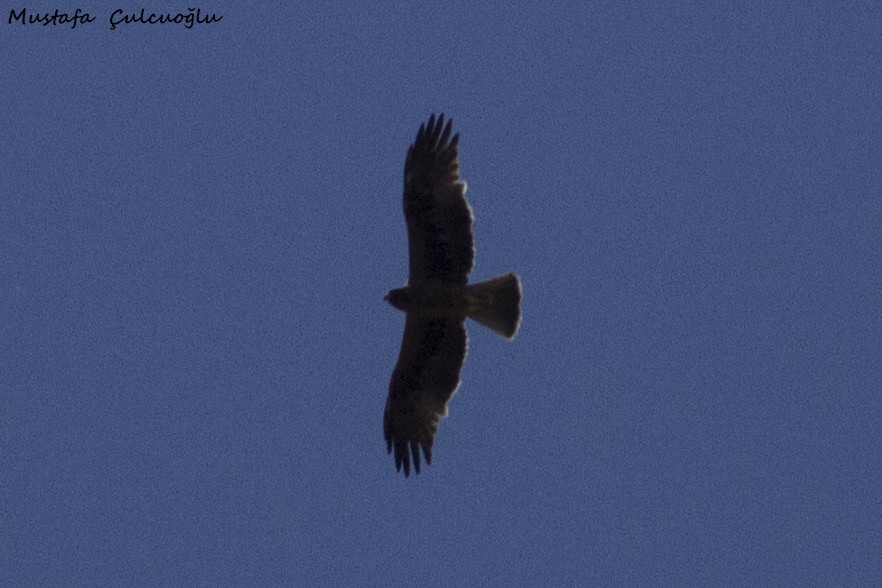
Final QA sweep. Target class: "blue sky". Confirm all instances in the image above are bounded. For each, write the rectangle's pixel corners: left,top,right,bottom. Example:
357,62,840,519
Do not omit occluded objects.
3,2,880,586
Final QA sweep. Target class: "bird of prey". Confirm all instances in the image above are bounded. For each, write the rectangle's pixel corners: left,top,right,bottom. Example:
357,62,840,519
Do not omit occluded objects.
383,113,521,477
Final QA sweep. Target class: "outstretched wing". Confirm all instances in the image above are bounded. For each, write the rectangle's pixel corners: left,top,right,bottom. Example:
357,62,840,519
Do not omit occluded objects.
384,315,467,476
403,114,474,285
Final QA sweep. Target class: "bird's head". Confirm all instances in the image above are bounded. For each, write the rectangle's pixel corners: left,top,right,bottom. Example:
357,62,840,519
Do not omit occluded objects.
384,287,410,311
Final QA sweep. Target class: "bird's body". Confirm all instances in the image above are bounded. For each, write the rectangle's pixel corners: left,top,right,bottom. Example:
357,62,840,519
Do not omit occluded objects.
385,282,470,317
384,114,521,476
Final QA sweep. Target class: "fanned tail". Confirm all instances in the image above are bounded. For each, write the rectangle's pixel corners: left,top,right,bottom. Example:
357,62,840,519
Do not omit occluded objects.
466,273,522,339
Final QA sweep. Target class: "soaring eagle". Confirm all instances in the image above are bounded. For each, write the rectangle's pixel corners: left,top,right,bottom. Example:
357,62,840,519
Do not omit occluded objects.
383,114,522,476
